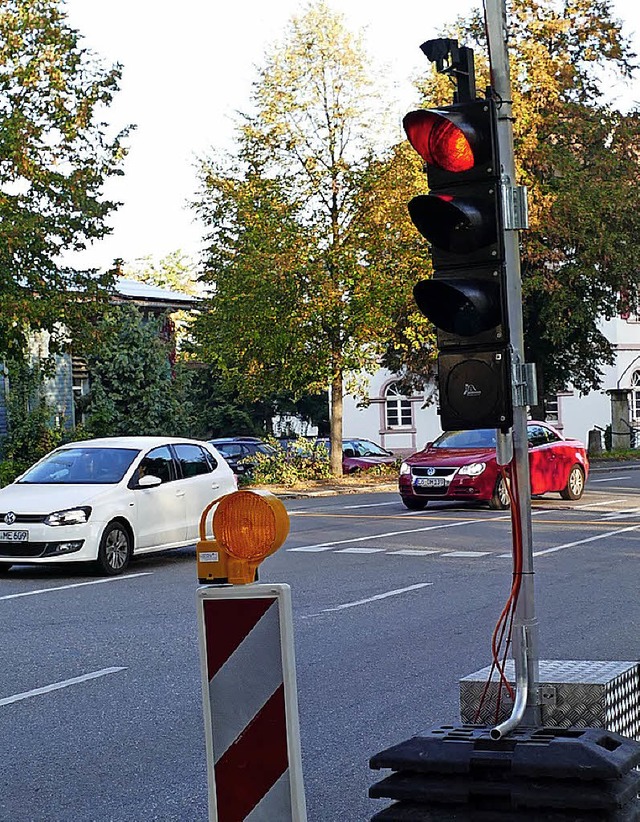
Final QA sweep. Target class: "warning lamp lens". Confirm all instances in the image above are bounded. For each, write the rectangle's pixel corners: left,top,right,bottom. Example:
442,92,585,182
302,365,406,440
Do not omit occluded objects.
403,111,474,172
213,490,289,561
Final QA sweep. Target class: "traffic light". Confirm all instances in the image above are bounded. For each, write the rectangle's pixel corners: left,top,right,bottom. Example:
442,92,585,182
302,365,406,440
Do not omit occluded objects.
404,98,513,431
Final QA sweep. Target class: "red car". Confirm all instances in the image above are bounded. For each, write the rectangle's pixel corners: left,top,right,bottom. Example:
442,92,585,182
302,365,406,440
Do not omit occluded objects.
315,438,397,474
399,422,589,510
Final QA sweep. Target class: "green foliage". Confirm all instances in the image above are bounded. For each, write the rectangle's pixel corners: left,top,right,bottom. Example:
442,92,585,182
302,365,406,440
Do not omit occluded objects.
79,306,192,437
249,437,332,486
0,356,63,485
0,0,132,360
192,1,428,474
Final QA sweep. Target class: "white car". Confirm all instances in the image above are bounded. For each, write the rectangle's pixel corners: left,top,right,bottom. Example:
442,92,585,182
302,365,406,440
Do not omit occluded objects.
0,437,237,575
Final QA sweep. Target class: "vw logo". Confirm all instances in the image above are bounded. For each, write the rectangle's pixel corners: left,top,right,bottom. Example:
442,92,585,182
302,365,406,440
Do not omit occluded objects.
426,468,436,476
4,512,16,525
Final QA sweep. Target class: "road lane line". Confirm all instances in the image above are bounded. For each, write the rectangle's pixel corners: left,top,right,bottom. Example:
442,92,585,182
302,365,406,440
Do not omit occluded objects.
590,477,632,483
337,547,386,554
288,518,490,552
389,550,441,556
302,582,433,618
532,525,640,557
600,508,640,520
0,667,127,707
0,573,152,602
443,551,493,558
340,501,399,509
574,499,627,509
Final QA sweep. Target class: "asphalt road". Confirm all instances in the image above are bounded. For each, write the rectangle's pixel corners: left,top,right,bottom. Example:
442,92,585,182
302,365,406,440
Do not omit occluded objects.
1,464,639,821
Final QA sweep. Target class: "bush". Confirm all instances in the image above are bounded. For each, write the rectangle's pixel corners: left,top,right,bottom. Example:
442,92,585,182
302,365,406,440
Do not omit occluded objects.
250,437,332,486
0,357,63,486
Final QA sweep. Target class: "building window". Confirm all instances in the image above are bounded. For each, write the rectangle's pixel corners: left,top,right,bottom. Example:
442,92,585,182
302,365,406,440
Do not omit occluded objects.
632,371,640,422
385,383,412,429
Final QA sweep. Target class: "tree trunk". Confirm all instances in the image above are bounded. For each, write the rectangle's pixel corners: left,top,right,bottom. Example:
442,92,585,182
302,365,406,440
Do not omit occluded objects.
329,369,343,477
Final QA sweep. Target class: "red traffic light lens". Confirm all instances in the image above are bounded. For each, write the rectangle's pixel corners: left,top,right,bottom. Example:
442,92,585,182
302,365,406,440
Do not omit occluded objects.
403,110,474,172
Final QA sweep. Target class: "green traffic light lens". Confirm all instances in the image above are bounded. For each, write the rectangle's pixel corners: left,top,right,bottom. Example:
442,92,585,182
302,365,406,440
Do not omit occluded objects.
413,279,501,337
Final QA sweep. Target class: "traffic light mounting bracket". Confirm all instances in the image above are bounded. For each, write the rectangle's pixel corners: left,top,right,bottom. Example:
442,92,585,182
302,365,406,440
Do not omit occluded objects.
420,38,476,101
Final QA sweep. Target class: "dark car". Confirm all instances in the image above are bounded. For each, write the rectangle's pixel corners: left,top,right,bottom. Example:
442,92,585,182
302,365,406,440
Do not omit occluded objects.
315,438,397,474
398,422,589,510
208,437,277,475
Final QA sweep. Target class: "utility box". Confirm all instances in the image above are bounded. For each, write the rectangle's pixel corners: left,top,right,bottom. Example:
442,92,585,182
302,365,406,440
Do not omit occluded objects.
460,659,640,739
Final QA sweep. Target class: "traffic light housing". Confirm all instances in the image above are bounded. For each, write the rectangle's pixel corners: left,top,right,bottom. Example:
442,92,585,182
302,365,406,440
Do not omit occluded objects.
404,98,513,431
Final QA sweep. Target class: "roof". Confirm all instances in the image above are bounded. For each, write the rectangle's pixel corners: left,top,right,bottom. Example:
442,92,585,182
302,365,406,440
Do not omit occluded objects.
112,278,198,310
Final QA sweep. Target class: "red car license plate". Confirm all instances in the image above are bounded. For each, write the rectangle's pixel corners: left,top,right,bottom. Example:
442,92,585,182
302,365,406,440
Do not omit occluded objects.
415,477,445,488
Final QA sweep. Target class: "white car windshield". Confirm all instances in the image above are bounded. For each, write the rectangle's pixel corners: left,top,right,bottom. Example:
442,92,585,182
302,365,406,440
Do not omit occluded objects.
18,447,139,484
433,429,497,449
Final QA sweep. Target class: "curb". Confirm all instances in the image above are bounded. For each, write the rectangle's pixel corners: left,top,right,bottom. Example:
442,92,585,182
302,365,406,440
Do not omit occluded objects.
253,482,397,500
589,460,640,473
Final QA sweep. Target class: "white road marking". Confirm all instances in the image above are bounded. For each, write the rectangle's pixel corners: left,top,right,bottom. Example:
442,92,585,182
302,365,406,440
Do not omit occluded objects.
533,525,640,557
337,547,385,554
288,517,489,552
573,499,627,509
302,582,433,617
590,476,632,483
600,508,640,520
290,501,400,515
0,667,127,707
389,550,442,556
340,501,399,509
443,551,493,558
0,573,152,602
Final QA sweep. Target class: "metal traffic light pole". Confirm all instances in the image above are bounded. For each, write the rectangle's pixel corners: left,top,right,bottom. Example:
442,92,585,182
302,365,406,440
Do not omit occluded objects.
485,0,542,733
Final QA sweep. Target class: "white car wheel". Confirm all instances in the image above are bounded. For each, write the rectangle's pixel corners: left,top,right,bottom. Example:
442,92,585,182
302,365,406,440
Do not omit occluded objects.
96,521,132,576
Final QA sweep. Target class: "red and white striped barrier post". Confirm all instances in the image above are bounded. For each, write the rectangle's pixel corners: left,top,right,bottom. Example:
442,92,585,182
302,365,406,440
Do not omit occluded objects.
197,583,307,822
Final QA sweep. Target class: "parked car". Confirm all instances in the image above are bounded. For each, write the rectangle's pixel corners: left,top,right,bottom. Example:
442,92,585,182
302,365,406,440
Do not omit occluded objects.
399,422,589,510
315,438,397,474
0,437,237,575
208,437,277,475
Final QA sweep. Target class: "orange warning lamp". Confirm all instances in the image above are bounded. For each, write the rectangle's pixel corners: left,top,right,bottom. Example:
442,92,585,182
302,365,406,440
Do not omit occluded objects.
196,490,289,585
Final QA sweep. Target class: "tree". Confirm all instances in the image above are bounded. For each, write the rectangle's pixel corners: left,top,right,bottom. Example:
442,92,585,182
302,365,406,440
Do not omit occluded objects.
0,0,131,358
79,306,192,437
193,1,428,475
0,355,62,485
415,0,640,401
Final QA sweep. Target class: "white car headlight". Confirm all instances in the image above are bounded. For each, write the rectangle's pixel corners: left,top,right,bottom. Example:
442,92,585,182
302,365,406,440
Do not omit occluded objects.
45,507,92,526
399,462,411,475
457,462,487,477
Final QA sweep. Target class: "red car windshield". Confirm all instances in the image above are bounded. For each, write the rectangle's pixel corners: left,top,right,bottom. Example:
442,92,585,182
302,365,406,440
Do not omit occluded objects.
432,429,498,449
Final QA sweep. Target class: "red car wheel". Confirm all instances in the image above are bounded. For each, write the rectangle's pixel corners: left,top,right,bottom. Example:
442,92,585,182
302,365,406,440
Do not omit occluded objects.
560,465,585,500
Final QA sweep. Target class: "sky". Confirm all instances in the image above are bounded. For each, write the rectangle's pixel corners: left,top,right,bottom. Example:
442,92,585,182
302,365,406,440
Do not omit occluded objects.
63,0,640,273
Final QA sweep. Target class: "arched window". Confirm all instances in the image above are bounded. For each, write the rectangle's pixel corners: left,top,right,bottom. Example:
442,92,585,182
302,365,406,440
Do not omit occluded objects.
632,370,640,422
385,383,412,429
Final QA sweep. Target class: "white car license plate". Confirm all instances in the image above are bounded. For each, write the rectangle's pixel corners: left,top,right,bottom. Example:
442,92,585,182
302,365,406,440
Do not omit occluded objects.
0,530,28,542
415,477,445,488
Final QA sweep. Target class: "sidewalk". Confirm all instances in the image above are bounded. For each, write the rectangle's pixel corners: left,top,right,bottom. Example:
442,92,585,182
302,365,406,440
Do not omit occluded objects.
249,475,397,499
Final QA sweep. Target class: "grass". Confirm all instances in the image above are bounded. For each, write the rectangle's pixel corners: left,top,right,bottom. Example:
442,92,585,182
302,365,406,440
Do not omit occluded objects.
590,448,640,461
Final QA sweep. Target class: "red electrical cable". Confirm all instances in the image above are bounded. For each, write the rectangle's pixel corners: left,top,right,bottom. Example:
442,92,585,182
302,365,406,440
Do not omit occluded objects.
474,462,524,723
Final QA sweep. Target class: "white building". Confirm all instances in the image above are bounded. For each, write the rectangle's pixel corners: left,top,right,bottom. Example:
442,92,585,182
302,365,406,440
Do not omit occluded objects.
342,311,640,455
